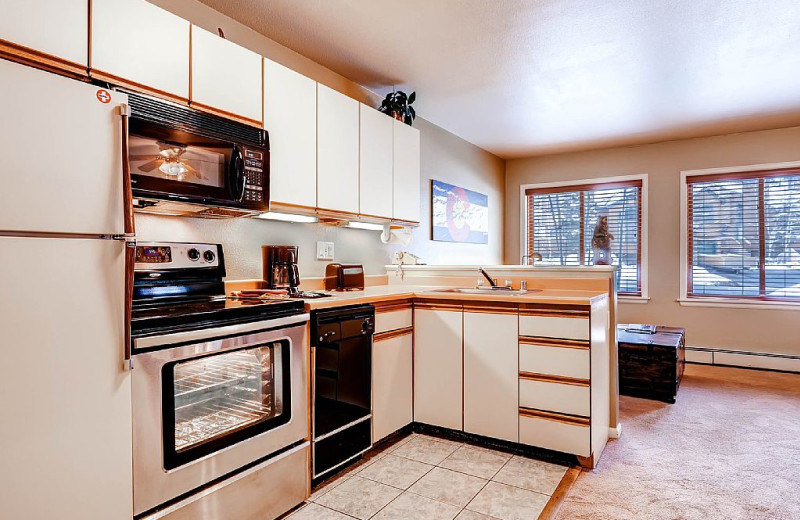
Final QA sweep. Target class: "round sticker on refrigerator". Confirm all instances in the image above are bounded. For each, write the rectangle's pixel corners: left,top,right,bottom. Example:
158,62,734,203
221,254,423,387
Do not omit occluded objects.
96,89,112,104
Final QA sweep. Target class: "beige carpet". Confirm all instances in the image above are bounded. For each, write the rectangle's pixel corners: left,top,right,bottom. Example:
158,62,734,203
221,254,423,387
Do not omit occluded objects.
555,364,800,520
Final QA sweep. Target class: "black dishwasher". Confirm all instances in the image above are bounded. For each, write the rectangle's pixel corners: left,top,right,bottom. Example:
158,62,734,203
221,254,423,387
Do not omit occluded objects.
311,304,374,479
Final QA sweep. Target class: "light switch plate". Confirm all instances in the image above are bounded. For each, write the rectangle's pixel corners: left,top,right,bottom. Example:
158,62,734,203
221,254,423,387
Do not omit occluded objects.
316,241,334,261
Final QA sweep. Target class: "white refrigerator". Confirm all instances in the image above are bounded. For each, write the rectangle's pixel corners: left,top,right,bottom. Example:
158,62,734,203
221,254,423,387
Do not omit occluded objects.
0,59,134,520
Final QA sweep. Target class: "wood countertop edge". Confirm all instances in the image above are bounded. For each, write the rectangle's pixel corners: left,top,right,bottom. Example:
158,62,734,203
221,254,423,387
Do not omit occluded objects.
302,288,608,311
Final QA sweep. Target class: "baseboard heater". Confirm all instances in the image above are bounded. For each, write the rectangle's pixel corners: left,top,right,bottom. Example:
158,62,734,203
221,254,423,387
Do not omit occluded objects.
686,347,800,374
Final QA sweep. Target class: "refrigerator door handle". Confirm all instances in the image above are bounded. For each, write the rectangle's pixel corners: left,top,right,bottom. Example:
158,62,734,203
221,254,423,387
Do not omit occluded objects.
118,103,135,370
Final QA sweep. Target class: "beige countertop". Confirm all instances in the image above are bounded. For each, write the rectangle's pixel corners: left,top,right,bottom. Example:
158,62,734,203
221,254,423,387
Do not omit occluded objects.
302,285,608,310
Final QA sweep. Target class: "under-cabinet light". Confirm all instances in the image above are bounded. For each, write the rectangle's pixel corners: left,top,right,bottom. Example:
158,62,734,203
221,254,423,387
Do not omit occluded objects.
347,221,386,231
256,212,318,223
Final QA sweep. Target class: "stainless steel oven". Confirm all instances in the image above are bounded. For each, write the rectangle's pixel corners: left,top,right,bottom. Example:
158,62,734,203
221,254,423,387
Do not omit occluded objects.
132,315,309,517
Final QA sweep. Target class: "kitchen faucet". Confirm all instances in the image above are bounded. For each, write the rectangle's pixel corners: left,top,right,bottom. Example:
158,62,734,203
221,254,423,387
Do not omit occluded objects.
478,267,497,288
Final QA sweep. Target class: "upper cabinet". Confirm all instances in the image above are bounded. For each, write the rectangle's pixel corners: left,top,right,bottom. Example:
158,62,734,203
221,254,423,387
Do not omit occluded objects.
91,0,190,100
191,26,262,123
393,121,421,222
317,84,359,214
264,58,317,209
0,0,88,76
359,105,394,219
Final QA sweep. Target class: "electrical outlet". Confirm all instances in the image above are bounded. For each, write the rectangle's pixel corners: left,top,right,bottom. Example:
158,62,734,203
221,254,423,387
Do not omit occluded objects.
316,241,334,261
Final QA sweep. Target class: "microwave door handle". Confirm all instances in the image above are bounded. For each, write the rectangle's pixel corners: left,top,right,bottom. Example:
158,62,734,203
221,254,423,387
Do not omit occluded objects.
230,146,246,202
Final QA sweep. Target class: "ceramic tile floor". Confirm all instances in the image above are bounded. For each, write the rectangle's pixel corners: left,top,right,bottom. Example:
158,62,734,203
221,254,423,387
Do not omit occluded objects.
285,433,569,520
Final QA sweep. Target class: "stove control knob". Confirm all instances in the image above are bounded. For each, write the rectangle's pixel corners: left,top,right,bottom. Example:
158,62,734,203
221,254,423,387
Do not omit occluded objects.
203,250,216,263
187,248,200,261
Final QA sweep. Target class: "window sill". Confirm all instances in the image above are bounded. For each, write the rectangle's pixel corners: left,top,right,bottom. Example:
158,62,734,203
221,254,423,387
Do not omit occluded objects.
619,295,650,304
677,298,800,311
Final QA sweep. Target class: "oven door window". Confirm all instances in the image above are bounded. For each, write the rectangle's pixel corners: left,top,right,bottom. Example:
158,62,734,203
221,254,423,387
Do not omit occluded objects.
162,340,292,470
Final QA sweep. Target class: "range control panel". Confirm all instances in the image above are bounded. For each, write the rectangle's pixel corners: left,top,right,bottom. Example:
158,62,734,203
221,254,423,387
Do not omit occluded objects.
134,242,221,271
242,148,266,205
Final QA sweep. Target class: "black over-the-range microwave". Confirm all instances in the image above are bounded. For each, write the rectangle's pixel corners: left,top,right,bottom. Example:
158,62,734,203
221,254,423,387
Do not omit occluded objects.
126,92,269,215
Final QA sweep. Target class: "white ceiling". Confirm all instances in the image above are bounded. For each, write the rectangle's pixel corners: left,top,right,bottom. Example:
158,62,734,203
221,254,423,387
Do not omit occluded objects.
197,0,800,159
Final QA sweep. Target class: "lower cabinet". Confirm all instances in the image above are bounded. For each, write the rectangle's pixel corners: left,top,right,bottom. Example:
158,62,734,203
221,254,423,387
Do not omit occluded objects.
463,310,519,442
372,331,413,442
413,307,463,430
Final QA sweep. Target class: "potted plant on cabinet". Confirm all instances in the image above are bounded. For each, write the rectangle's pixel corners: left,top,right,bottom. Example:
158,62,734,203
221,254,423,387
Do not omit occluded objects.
378,90,416,126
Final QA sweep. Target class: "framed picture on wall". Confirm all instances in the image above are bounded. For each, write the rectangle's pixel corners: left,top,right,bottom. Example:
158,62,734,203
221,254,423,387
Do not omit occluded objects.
431,179,489,244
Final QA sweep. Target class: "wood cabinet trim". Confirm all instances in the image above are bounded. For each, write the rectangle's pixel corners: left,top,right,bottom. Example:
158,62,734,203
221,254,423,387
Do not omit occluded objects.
374,327,413,342
519,308,590,318
462,302,519,314
519,407,590,427
519,336,590,350
413,301,464,311
374,300,414,313
519,371,590,387
0,39,88,80
268,201,317,214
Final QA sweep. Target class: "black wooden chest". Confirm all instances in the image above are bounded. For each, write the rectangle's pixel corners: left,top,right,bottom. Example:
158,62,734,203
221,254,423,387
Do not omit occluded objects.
617,325,686,404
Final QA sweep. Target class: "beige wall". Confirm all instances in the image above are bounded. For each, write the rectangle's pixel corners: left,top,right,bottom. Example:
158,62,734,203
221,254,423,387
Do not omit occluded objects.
137,0,505,279
505,126,800,356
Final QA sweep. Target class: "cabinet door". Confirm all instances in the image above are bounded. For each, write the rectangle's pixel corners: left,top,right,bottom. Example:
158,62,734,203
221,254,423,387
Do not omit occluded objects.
0,0,88,73
191,26,262,123
464,312,519,442
317,84,359,214
264,58,317,208
414,309,462,430
359,105,393,218
392,120,421,222
91,0,190,99
373,332,413,442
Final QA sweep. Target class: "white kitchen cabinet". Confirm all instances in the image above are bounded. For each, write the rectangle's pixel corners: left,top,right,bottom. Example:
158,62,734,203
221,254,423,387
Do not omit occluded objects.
373,332,413,442
191,26,262,122
463,311,519,442
392,120,421,222
264,58,317,208
359,105,394,218
519,315,590,341
317,84,359,214
91,0,190,99
414,308,463,430
0,0,88,74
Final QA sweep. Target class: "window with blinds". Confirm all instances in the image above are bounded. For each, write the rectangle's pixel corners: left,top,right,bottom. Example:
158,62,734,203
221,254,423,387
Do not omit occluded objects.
687,169,800,301
526,180,642,295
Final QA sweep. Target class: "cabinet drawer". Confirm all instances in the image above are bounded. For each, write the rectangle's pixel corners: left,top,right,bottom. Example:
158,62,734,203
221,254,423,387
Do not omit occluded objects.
519,342,590,380
519,412,590,457
519,377,590,417
375,309,412,334
519,315,589,341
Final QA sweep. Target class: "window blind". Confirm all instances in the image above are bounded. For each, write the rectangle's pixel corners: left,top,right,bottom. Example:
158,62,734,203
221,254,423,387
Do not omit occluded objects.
687,169,800,301
526,180,642,295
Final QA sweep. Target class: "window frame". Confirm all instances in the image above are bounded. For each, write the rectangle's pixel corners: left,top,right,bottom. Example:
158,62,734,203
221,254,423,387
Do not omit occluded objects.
680,161,800,310
519,174,649,301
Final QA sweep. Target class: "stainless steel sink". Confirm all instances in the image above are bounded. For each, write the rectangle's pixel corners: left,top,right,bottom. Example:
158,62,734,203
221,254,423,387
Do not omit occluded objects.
431,288,537,296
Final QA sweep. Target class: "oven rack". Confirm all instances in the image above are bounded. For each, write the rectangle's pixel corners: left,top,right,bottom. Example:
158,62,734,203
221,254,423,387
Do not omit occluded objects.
175,394,277,451
174,351,272,400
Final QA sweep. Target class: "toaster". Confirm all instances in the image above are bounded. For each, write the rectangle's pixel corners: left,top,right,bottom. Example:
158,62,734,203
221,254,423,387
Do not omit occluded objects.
324,263,365,291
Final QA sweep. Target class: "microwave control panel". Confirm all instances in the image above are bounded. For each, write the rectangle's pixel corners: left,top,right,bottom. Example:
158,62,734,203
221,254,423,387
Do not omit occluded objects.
242,148,266,205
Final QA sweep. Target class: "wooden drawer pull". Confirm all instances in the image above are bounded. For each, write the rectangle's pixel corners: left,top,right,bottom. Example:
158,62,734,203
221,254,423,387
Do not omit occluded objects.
519,336,590,349
519,372,590,387
374,327,413,342
519,407,590,427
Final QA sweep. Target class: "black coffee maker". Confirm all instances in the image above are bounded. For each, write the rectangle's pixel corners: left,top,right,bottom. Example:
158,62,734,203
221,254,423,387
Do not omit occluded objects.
262,245,300,295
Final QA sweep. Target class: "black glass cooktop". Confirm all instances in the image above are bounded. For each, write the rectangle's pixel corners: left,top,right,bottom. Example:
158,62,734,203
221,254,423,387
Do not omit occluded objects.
131,297,305,337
